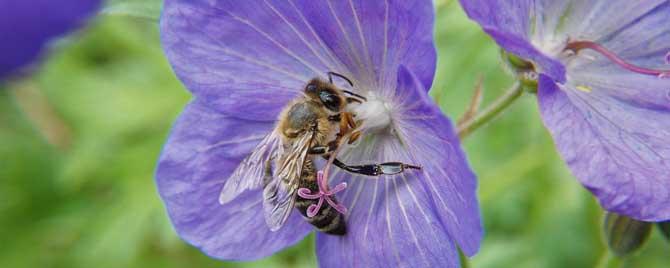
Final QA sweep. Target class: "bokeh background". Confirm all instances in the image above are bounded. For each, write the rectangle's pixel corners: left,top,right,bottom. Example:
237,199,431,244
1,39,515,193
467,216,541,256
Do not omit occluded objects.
1,1,668,267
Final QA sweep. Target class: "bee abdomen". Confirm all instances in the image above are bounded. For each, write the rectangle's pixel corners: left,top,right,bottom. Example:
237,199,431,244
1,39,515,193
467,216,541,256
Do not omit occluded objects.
296,179,347,236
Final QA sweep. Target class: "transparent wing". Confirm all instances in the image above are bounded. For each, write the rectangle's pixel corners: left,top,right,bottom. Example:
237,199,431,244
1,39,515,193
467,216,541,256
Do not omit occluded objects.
219,130,281,205
263,130,314,231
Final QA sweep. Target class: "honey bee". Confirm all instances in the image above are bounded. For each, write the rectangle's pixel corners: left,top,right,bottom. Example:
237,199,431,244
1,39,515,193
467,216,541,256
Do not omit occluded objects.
219,72,421,236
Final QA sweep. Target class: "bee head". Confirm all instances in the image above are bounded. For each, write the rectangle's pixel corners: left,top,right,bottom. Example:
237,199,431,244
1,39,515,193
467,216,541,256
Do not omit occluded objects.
304,78,343,112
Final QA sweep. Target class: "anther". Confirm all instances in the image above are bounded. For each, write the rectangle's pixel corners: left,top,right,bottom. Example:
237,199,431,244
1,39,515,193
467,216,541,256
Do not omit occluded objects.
565,41,670,78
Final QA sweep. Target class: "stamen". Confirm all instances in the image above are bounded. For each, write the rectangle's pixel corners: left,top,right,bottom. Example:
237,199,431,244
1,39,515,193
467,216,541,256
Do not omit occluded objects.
297,171,348,218
565,41,670,78
576,85,592,93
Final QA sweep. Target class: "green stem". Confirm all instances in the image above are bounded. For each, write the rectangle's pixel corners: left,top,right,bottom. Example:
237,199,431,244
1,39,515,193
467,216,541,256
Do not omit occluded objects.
457,82,524,139
596,251,623,268
458,248,471,268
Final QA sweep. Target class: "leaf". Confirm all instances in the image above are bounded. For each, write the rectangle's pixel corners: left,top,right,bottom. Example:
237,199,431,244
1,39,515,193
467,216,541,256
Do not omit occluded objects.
102,0,163,22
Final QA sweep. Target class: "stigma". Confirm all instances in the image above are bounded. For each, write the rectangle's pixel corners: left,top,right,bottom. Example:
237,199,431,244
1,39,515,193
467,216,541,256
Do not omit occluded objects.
349,91,392,134
565,40,670,78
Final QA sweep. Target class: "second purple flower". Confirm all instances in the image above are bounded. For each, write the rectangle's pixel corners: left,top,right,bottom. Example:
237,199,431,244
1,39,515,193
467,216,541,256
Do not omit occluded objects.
461,0,670,221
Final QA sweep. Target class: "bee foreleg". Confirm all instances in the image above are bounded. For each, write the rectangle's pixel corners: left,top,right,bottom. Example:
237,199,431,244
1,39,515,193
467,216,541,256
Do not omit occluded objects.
331,158,421,176
342,112,356,129
348,131,361,144
328,114,341,122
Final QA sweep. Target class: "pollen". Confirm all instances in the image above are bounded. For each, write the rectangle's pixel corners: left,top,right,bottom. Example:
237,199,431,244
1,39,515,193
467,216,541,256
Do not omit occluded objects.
576,85,592,93
350,91,392,134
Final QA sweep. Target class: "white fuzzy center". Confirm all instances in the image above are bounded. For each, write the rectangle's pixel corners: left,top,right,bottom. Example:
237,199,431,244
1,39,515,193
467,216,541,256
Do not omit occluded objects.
349,91,392,134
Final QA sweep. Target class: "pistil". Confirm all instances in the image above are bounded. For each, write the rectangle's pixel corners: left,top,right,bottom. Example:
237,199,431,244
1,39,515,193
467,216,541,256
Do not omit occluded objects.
297,171,348,218
565,41,670,78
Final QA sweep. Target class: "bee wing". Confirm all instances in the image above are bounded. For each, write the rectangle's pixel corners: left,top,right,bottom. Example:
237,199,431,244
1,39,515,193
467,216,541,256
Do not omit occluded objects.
219,130,281,205
263,129,315,231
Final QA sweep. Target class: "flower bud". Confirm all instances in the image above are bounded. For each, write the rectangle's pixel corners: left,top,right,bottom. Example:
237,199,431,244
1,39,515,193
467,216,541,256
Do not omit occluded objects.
501,50,534,72
657,221,670,242
603,212,652,257
500,50,538,93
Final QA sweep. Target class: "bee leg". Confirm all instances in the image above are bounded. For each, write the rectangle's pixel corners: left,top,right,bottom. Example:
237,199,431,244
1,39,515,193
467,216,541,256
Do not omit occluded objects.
339,114,351,137
342,112,357,128
348,131,362,144
328,114,341,122
311,141,419,176
332,158,421,176
339,112,360,144
308,146,328,155
308,141,339,155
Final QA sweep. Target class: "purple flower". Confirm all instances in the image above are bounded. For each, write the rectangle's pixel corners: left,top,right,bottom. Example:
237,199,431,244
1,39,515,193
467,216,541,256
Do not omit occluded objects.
157,0,482,267
0,0,100,80
460,0,670,221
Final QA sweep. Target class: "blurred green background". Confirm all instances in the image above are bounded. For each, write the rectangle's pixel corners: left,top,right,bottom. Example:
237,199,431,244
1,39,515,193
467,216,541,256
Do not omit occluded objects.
1,1,668,267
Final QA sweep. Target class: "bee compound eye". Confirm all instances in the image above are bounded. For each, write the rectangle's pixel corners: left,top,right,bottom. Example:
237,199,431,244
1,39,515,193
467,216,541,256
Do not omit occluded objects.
320,91,341,111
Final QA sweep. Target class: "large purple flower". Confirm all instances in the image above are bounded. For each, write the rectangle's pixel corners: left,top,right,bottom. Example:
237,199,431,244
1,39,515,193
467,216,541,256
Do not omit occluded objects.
0,0,100,80
460,0,670,221
157,0,482,267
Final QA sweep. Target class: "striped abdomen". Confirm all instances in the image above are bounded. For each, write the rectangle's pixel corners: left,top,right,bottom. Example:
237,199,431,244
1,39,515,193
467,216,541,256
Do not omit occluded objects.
295,159,347,235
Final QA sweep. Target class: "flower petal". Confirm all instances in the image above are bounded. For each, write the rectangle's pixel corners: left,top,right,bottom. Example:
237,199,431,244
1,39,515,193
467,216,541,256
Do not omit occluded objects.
0,0,99,80
458,0,566,82
160,0,436,121
156,100,312,260
538,73,670,221
590,1,670,68
315,67,481,267
556,1,668,45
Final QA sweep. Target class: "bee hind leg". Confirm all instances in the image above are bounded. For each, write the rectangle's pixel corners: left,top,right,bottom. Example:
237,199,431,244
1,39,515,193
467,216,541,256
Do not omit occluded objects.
332,158,421,176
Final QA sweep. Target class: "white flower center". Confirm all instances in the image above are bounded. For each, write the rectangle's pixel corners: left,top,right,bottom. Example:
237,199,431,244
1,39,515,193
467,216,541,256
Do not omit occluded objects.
348,91,392,134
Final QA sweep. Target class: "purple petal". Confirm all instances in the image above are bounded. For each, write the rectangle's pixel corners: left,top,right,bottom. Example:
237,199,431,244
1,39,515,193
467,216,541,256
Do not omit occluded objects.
0,0,99,80
594,2,670,68
558,1,668,44
458,0,566,82
160,0,436,121
316,67,481,267
156,100,312,260
458,0,530,38
460,1,670,83
537,73,670,221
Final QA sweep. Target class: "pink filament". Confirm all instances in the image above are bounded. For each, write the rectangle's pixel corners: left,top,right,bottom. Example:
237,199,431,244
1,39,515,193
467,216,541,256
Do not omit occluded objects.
565,41,670,78
297,171,348,218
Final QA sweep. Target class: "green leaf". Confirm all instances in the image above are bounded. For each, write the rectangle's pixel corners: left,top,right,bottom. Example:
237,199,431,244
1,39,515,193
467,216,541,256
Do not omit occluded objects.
102,0,163,22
